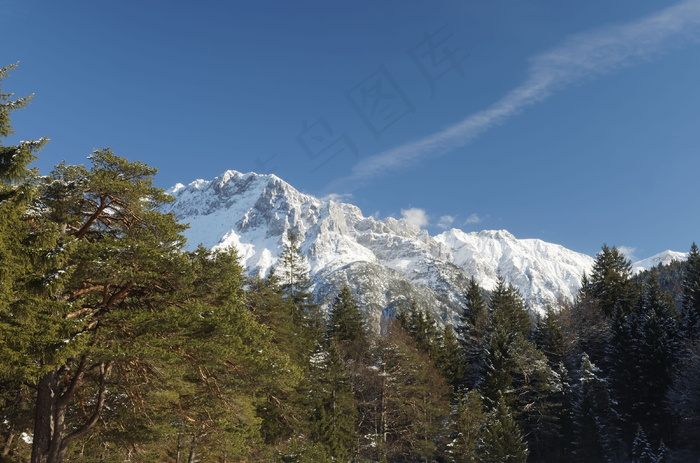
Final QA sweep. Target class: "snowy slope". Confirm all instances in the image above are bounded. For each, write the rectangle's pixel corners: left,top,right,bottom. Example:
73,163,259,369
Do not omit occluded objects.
165,170,624,324
434,229,594,309
632,250,688,274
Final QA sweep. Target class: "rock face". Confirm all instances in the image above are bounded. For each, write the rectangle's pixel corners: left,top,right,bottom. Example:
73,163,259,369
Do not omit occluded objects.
165,170,599,328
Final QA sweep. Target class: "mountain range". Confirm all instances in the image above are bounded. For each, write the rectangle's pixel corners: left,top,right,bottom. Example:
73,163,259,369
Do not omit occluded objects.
165,170,686,329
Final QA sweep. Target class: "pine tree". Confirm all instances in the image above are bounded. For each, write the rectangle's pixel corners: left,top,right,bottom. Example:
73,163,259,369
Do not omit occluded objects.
374,322,451,462
481,325,515,405
276,230,323,354
629,276,681,443
631,424,655,463
246,272,311,450
328,284,368,360
478,281,562,460
0,63,48,462
655,440,669,463
666,340,700,459
462,276,487,328
534,306,566,367
434,324,465,392
304,343,358,461
152,248,299,462
587,244,637,317
0,140,300,462
600,273,681,448
572,353,622,463
460,277,489,390
480,278,533,403
278,230,313,315
400,300,439,358
451,389,485,462
489,276,531,338
478,395,528,463
567,271,611,367
682,242,700,337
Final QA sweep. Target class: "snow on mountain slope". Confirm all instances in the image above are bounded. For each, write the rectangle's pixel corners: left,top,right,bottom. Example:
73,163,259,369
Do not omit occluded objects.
434,229,594,309
165,170,600,323
632,250,688,274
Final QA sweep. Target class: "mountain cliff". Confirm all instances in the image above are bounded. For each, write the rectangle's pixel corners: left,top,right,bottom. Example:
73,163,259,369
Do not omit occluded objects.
165,170,680,328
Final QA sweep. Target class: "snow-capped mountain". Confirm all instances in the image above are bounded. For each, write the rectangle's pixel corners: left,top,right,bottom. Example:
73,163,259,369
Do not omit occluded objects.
632,250,688,275
164,170,678,328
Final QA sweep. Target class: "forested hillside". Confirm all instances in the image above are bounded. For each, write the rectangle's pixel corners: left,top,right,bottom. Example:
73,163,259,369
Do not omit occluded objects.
2,65,700,463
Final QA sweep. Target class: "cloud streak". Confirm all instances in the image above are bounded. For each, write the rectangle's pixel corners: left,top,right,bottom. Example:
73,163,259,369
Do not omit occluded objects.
329,0,700,190
437,215,456,229
464,213,483,225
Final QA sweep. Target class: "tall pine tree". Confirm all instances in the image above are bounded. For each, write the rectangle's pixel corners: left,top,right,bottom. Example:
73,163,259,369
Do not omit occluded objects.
478,395,528,463
0,62,49,463
682,242,700,337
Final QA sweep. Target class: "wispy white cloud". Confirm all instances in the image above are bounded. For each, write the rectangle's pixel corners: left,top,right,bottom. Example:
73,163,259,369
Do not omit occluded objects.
401,208,429,229
328,0,700,190
464,213,483,224
321,192,354,203
437,215,456,229
618,245,638,262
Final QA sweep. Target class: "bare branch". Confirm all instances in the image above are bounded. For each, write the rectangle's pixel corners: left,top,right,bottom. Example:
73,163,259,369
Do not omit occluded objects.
60,362,112,451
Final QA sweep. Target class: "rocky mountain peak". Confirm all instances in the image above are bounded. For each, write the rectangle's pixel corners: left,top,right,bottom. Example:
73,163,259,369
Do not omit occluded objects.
164,170,685,328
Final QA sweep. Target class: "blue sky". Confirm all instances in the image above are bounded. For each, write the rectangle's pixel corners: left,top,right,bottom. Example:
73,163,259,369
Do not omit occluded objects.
3,0,700,259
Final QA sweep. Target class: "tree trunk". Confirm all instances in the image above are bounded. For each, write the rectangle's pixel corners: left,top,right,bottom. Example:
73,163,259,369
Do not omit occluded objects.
1,431,16,460
31,370,57,463
30,361,109,463
187,432,199,463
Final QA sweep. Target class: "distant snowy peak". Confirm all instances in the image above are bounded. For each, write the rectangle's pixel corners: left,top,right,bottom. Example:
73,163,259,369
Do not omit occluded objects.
632,250,688,274
166,169,679,319
434,228,595,308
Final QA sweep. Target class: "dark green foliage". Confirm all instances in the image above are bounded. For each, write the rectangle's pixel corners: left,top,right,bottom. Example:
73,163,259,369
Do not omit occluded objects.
462,276,488,328
398,300,440,357
0,63,48,462
328,284,367,358
480,278,533,405
534,307,566,367
629,276,681,442
352,319,451,462
586,244,637,317
378,324,451,462
572,353,622,463
434,324,466,392
278,231,314,317
0,78,298,462
565,272,612,368
667,339,700,458
460,277,489,390
451,390,486,462
478,395,528,463
303,343,358,461
604,274,681,446
479,281,563,461
481,325,516,404
276,231,324,358
489,276,532,337
634,260,685,310
398,301,467,394
682,243,700,337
